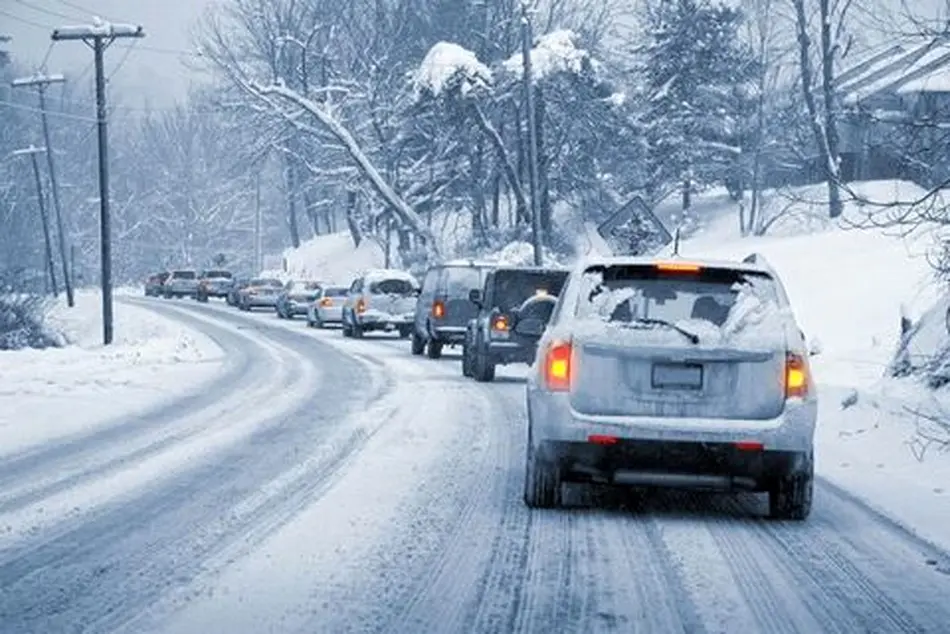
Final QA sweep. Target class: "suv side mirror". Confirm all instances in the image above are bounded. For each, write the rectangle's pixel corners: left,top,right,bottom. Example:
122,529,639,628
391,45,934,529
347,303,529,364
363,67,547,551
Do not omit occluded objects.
808,337,822,357
513,317,545,338
468,289,482,305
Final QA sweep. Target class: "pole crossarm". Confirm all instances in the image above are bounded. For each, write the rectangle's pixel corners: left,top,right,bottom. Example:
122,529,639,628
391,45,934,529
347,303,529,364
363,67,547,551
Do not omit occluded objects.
12,74,65,87
11,146,47,156
52,23,144,41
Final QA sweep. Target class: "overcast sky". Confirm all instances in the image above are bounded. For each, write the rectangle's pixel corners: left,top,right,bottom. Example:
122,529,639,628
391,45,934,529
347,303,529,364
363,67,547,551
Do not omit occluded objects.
2,0,213,110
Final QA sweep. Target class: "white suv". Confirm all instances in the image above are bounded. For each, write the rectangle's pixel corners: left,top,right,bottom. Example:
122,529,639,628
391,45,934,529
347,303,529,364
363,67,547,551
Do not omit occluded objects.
518,254,820,520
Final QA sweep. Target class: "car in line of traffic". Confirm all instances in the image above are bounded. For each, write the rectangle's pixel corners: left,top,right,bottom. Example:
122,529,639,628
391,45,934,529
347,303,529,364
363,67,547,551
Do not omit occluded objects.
143,252,818,521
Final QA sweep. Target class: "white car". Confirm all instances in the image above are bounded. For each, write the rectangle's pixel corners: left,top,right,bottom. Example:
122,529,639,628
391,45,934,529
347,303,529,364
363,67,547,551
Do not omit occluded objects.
518,254,820,520
341,269,420,338
306,285,349,328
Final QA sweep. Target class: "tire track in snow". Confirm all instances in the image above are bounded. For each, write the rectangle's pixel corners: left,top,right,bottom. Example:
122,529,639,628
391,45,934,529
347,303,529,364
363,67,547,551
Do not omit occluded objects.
0,301,398,633
0,302,302,519
0,300,250,490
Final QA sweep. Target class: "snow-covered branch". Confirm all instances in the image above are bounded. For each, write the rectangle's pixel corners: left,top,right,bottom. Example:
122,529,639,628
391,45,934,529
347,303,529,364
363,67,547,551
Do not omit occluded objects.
249,81,438,254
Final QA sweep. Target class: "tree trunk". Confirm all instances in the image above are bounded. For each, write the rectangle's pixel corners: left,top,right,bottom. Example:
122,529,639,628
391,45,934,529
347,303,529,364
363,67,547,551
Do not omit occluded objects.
283,154,301,248
536,85,552,234
819,0,844,218
345,189,361,247
793,0,842,219
491,172,501,227
471,102,529,225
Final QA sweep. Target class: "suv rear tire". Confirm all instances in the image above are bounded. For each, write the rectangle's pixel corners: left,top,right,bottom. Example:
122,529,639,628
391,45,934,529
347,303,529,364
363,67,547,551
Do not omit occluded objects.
768,460,813,521
523,443,561,508
426,339,443,359
411,331,425,355
461,339,473,377
473,344,495,382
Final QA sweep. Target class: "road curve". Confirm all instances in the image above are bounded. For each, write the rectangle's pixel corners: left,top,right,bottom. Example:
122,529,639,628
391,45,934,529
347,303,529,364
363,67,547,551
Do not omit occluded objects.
0,298,393,633
2,298,950,634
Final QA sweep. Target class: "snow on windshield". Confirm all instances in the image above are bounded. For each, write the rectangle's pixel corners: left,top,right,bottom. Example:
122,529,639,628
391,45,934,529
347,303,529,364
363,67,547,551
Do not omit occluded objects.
574,265,789,347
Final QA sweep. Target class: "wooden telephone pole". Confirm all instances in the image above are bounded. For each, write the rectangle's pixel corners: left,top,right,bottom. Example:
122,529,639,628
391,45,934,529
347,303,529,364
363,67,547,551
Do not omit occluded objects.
52,20,144,345
11,146,58,296
12,73,74,307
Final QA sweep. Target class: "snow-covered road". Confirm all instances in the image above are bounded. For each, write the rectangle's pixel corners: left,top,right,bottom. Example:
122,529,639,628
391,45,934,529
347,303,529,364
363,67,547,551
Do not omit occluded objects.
2,299,949,633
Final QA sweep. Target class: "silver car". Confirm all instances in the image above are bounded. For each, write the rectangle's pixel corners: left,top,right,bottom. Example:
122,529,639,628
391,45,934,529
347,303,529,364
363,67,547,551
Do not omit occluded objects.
306,285,348,328
341,269,420,338
519,254,820,520
163,269,199,298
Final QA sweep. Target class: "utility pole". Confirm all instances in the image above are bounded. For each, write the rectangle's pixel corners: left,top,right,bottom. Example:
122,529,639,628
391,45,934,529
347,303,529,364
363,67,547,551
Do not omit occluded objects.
12,146,58,297
520,2,543,266
12,73,74,307
52,20,145,345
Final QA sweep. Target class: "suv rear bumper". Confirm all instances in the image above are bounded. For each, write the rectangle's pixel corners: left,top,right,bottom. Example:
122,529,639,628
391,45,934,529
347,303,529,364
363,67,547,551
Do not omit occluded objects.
486,340,535,365
527,389,816,456
431,326,466,343
535,438,810,491
358,310,413,330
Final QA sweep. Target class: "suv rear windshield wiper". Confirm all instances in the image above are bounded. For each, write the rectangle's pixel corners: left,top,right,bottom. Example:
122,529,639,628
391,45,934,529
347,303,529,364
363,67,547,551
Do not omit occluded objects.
619,317,700,344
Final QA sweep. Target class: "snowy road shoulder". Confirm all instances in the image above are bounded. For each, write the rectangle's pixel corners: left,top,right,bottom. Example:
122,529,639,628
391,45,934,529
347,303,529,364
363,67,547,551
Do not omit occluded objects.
0,290,225,456
817,381,950,554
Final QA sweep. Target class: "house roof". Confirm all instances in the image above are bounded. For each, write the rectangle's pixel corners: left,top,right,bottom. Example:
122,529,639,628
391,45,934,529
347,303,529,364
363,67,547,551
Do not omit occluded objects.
838,38,950,105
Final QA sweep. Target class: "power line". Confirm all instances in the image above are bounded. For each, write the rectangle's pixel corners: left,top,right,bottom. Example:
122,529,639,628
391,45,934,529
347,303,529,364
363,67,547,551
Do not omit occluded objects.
51,0,117,22
107,39,138,82
11,0,78,22
0,9,202,57
0,8,48,29
0,97,97,122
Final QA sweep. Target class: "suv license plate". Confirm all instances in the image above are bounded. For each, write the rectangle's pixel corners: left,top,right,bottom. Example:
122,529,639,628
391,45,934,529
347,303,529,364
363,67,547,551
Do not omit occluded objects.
651,363,703,390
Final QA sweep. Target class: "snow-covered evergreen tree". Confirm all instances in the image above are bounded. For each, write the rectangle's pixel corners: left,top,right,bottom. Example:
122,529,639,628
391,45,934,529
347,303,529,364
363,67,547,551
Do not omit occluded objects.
643,0,759,218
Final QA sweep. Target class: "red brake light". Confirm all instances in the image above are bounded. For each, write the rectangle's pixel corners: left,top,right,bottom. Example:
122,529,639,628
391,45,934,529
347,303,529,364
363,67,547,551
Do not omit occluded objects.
320,297,333,307
492,315,508,331
432,300,445,319
544,340,573,391
785,352,808,398
356,298,367,314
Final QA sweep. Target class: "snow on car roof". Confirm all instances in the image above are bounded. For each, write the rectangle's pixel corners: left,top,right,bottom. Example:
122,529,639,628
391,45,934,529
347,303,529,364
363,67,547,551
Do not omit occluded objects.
441,259,497,268
574,254,774,275
362,268,420,283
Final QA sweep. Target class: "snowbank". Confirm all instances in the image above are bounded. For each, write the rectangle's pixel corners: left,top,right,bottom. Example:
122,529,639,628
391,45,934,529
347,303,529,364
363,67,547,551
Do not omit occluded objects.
680,180,940,388
677,179,950,549
0,290,225,455
282,232,385,286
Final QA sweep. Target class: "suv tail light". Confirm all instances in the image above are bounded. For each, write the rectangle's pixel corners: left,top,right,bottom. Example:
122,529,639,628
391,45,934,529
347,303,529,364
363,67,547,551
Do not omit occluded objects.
785,352,808,398
491,315,508,331
356,298,367,314
432,300,445,319
544,339,573,392
320,297,333,307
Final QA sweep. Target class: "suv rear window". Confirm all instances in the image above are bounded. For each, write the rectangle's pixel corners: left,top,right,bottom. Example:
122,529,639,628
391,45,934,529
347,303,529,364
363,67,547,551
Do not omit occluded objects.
325,287,348,297
577,264,780,326
172,270,196,279
492,270,568,310
444,267,484,296
370,278,416,295
250,278,282,287
203,270,232,279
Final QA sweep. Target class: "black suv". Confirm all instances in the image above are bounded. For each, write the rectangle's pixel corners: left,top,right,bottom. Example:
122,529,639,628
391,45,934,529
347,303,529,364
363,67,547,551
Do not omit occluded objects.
462,266,569,381
411,261,494,358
